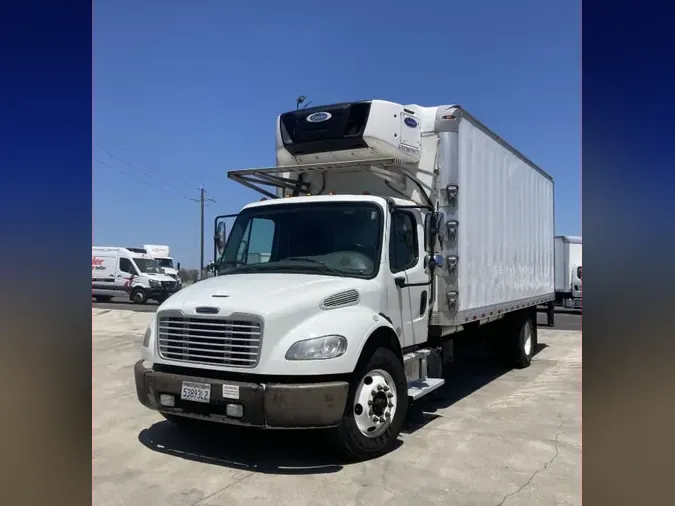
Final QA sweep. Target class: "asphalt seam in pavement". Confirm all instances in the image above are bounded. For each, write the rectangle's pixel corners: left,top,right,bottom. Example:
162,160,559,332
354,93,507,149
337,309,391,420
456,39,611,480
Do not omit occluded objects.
192,472,255,505
494,413,564,506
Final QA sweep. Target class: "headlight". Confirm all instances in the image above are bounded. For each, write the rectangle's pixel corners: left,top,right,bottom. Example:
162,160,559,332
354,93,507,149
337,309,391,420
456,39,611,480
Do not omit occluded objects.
285,335,348,361
142,326,152,348
149,279,161,287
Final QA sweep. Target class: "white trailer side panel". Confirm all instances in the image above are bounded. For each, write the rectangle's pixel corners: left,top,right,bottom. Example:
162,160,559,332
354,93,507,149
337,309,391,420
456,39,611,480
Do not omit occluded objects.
554,236,567,291
434,117,554,325
457,118,554,312
554,236,582,292
568,243,582,269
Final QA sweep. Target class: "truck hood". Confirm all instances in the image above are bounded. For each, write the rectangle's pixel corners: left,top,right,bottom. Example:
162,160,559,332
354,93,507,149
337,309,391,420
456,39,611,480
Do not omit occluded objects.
159,272,378,317
146,273,177,282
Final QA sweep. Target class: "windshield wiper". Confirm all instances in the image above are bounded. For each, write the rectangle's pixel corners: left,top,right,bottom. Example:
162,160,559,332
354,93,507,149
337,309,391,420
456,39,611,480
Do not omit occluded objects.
281,257,345,277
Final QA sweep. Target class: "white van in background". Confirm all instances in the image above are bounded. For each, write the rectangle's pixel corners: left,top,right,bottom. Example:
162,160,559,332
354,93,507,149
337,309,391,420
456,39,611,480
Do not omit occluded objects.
92,247,179,304
143,244,182,289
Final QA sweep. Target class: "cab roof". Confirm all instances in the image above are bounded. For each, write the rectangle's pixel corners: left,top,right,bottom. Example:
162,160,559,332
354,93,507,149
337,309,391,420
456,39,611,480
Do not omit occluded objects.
241,193,414,211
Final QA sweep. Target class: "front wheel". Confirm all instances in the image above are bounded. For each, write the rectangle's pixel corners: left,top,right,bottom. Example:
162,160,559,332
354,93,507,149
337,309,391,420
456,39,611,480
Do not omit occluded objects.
334,347,408,461
131,287,148,304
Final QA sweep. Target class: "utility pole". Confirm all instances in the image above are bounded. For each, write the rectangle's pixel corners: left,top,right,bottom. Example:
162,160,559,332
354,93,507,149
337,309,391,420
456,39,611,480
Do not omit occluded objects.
191,186,215,280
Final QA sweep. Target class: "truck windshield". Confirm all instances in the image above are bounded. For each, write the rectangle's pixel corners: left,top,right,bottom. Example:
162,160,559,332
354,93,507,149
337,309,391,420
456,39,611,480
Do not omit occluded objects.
134,258,162,274
217,202,383,279
157,258,174,269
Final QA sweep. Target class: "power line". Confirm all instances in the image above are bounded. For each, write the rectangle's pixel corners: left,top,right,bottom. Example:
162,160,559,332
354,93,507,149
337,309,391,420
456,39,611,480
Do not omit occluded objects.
95,145,194,196
94,157,195,203
93,132,230,208
93,132,197,190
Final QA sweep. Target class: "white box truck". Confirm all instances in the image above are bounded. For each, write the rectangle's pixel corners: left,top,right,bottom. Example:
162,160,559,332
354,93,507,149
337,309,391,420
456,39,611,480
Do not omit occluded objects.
92,247,179,304
134,100,555,460
143,244,182,289
554,235,582,310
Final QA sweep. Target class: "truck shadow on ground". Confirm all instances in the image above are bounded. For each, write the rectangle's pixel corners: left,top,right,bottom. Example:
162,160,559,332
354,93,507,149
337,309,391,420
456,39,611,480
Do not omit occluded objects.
402,340,548,433
137,340,547,475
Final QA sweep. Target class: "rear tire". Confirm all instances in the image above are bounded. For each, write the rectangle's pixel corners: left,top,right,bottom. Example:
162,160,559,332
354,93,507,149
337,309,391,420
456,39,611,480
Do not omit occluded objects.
334,347,408,461
131,287,148,304
509,311,537,369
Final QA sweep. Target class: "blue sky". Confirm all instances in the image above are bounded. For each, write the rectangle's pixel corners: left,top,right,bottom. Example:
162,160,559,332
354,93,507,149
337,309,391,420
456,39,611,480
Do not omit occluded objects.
93,0,580,269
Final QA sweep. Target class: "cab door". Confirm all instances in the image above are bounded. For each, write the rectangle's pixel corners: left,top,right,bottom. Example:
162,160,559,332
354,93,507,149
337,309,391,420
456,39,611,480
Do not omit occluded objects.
116,255,138,293
387,209,430,347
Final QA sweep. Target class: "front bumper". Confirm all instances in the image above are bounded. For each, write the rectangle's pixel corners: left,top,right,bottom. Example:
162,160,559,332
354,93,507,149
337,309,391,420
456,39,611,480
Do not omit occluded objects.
145,286,178,298
134,360,349,428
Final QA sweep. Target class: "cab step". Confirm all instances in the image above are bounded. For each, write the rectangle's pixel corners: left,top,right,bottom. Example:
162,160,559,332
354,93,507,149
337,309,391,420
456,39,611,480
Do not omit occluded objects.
404,349,445,400
407,377,445,400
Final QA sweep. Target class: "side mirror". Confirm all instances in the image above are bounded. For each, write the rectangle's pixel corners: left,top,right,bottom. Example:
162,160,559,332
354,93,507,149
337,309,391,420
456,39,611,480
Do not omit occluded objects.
176,262,181,271
424,212,443,250
214,214,237,264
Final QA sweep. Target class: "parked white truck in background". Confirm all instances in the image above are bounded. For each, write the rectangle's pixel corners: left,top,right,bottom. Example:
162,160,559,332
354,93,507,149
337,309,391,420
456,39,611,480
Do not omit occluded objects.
554,235,582,310
135,99,556,460
143,244,182,289
92,247,179,304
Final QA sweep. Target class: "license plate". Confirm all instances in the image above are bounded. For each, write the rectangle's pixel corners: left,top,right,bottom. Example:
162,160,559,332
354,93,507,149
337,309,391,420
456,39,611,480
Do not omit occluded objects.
180,381,211,403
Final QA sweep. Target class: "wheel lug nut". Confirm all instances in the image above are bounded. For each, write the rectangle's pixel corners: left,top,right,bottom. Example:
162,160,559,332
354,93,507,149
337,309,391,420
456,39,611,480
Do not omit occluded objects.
388,402,394,408
372,417,379,423
371,391,376,396
385,412,391,418
383,385,389,391
387,392,394,398
368,400,373,406
379,417,385,423
377,385,384,391
368,410,373,416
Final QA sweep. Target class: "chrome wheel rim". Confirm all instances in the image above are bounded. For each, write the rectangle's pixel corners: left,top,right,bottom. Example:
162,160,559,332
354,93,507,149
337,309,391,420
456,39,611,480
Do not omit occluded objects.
353,369,398,438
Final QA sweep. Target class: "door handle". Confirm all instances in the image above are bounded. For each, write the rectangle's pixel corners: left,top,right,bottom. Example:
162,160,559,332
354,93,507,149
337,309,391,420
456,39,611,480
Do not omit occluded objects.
394,277,406,288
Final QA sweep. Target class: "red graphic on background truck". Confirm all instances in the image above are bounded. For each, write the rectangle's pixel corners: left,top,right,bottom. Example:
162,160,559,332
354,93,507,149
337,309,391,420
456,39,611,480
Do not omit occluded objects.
92,257,106,271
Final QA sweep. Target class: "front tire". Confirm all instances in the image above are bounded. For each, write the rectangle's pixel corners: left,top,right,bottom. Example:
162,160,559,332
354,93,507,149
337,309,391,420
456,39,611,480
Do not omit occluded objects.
334,347,408,461
131,287,148,304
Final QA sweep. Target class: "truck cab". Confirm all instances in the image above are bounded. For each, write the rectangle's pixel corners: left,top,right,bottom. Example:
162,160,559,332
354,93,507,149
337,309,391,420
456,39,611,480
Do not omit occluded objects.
135,99,554,460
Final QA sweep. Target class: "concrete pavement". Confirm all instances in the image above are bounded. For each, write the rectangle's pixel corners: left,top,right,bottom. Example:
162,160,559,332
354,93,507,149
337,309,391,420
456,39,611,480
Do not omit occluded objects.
93,309,581,506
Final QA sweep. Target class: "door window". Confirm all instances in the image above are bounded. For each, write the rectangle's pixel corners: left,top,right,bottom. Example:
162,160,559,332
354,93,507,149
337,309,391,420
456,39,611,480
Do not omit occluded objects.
389,211,418,273
119,258,137,275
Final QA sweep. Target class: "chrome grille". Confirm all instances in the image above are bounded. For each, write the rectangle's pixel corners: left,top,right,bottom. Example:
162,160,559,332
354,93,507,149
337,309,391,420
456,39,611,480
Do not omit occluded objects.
157,313,262,367
162,280,177,290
